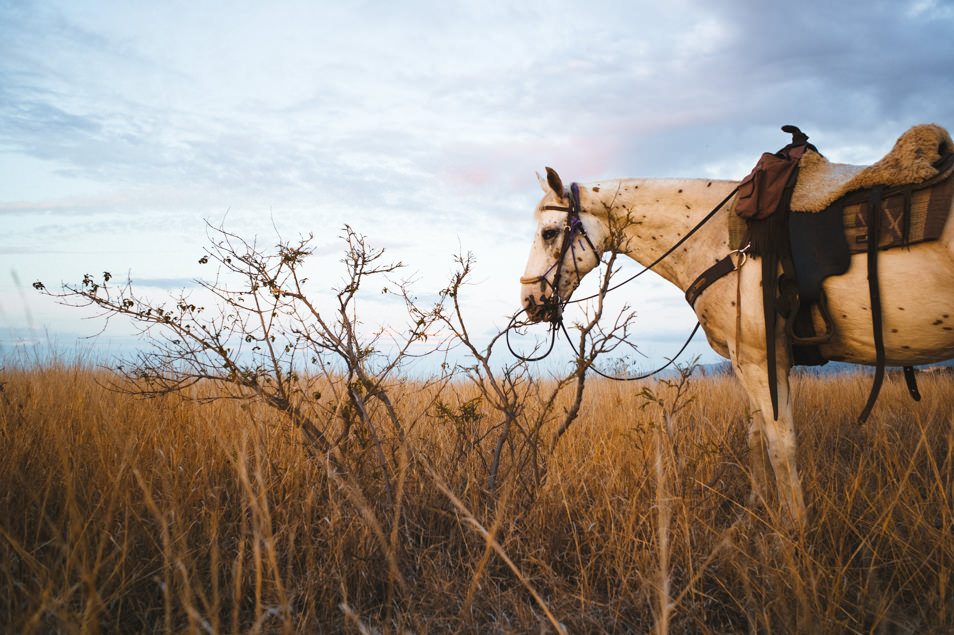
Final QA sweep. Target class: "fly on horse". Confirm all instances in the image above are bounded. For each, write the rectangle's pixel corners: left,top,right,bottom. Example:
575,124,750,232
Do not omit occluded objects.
519,125,954,523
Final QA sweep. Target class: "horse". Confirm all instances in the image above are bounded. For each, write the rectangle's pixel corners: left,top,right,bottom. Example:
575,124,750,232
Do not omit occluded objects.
519,165,954,524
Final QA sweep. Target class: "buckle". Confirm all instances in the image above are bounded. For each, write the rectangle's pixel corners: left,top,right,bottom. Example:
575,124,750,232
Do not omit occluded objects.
730,242,751,270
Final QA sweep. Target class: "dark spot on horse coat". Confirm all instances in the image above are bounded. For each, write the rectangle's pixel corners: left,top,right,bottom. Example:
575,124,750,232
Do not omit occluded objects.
891,328,899,333
933,319,944,325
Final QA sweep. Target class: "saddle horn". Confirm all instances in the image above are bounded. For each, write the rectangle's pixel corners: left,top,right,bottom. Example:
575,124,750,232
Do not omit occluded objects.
782,124,809,146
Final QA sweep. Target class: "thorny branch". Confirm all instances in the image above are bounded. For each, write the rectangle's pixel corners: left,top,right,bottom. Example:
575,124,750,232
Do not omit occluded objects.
435,205,641,491
37,214,644,501
35,222,454,504
33,215,657,619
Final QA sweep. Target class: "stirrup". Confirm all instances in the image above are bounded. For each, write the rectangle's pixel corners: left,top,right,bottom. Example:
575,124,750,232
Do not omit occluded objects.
788,289,836,346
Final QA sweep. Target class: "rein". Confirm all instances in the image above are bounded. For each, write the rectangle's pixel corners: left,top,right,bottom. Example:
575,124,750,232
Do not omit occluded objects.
509,181,740,380
565,183,740,306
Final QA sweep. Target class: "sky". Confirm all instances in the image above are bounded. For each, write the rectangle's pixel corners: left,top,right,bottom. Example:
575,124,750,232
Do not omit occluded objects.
2,0,954,373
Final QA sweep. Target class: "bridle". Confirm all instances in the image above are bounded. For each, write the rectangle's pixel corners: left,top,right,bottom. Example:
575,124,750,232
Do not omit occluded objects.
518,182,597,324
510,179,740,378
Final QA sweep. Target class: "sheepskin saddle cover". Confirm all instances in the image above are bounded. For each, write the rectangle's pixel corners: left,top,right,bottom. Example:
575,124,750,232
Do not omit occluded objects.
791,123,954,213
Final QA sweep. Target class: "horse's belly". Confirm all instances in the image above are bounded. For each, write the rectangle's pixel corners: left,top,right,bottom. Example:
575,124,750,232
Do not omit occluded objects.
818,243,954,365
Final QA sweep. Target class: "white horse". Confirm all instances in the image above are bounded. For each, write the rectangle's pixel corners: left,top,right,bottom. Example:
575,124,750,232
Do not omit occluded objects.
520,167,954,523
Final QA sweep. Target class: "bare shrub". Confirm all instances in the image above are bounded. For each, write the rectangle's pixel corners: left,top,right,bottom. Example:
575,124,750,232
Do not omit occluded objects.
29,220,643,632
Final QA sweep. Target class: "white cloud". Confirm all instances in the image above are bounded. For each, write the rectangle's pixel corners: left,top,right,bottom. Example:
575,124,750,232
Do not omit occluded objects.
2,0,953,369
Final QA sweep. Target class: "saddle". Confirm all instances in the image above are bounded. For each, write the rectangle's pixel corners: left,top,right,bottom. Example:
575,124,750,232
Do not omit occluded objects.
728,124,954,423
792,124,954,212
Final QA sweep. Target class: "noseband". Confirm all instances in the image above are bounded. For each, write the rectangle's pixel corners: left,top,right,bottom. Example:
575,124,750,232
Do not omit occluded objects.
520,182,598,322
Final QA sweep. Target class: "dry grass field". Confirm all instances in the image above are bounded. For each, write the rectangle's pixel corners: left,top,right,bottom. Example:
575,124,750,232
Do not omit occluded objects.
2,363,953,633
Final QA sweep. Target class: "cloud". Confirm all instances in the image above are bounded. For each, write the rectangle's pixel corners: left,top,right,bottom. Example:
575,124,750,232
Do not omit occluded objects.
3,0,954,368
7,0,945,216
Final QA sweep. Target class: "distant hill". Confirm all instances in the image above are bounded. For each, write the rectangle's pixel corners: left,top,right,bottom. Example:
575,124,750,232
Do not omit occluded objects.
693,358,954,378
796,358,954,375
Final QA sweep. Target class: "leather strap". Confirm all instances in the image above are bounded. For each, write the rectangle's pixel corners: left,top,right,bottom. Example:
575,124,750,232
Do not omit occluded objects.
763,227,780,420
685,254,737,307
858,186,886,424
903,365,921,401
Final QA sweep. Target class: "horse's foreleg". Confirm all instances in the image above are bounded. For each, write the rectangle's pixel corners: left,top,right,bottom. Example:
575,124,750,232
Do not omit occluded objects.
744,410,773,507
732,352,806,525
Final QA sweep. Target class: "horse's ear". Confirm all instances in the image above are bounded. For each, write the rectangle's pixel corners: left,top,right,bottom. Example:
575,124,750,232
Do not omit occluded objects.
536,171,549,194
545,166,565,197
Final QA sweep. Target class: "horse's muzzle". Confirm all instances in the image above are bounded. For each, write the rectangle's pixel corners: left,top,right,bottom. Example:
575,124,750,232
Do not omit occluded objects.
522,292,560,323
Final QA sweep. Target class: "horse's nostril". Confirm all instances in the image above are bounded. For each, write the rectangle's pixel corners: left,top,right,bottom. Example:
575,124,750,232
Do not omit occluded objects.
522,292,558,323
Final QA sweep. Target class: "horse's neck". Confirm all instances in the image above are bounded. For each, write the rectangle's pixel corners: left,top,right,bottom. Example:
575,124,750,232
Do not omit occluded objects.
589,178,738,291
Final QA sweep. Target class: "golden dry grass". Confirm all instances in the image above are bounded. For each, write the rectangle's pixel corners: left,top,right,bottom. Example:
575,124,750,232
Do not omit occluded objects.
1,364,953,633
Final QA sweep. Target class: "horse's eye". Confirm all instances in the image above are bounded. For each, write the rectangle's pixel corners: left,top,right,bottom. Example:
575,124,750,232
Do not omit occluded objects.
542,228,559,241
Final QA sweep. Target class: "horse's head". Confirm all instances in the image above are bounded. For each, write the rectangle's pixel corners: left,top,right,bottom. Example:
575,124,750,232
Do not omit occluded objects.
520,167,608,323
